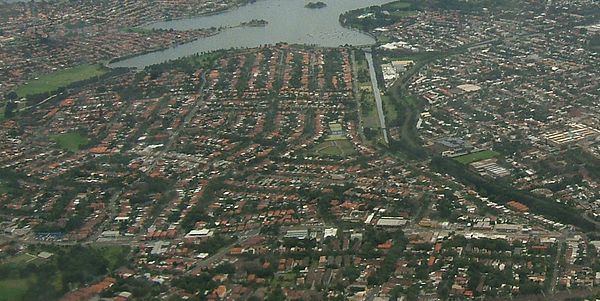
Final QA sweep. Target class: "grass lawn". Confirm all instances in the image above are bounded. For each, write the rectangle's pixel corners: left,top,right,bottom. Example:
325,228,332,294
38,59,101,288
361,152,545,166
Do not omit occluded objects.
99,246,130,270
188,52,223,69
388,52,442,64
0,278,31,301
0,246,129,301
355,53,385,145
0,183,8,194
390,10,417,18
454,150,500,165
361,93,380,130
381,94,398,123
363,107,381,130
384,1,411,10
271,272,297,288
314,139,356,157
359,92,384,144
403,94,420,106
376,35,395,44
15,64,107,98
5,253,39,266
125,26,155,34
359,84,372,92
52,132,89,152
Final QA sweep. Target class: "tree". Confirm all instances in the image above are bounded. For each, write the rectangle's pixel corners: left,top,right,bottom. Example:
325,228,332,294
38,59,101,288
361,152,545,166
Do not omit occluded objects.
5,91,17,100
342,265,360,282
266,286,286,301
4,101,17,118
214,262,235,275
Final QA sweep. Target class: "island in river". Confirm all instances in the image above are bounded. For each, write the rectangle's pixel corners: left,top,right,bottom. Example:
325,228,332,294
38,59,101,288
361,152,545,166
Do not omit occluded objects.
240,19,268,27
305,2,327,9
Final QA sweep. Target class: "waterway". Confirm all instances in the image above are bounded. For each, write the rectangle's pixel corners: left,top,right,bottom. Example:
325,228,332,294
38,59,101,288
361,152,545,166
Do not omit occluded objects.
109,0,394,68
364,50,389,144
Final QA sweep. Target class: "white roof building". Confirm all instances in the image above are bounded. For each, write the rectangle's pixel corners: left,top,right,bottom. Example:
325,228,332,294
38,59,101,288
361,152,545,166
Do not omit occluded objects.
376,217,408,227
185,229,214,239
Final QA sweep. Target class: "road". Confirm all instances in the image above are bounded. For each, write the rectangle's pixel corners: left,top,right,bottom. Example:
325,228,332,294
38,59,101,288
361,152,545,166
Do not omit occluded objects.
145,71,208,171
363,50,388,144
188,229,260,275
549,229,569,294
85,71,209,244
19,93,58,112
488,287,600,301
0,233,139,247
365,285,381,301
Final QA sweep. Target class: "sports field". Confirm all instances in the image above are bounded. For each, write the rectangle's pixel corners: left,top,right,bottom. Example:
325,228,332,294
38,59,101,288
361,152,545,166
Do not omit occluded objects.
16,64,107,98
314,139,356,157
0,278,31,301
52,132,89,151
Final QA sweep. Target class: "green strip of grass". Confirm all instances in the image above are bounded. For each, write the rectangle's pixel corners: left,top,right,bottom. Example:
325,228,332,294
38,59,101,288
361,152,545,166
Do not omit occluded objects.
381,94,398,123
385,1,411,9
52,132,89,152
314,139,356,157
454,150,500,164
5,254,39,266
125,27,155,34
0,278,31,301
15,64,107,98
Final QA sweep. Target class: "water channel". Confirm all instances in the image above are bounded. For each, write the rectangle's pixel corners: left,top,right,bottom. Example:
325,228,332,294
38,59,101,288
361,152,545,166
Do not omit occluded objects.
365,50,389,144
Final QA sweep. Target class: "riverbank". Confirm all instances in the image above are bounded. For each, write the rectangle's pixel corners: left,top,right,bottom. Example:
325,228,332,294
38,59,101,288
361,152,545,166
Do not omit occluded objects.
106,0,260,67
136,0,259,28
107,29,221,67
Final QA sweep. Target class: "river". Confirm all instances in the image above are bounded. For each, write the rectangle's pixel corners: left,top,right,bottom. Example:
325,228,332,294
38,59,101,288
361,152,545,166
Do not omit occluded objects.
109,0,394,68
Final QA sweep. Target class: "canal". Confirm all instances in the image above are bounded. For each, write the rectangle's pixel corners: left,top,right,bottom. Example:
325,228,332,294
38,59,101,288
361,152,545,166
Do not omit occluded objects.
364,50,389,144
